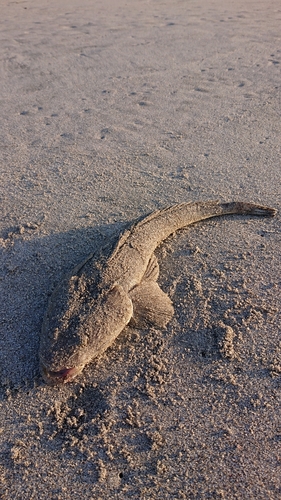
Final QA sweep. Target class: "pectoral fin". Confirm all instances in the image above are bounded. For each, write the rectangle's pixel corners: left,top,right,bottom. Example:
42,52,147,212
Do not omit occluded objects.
129,282,174,329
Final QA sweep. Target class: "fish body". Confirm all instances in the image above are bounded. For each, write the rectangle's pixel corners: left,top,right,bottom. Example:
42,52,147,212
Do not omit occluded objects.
40,201,276,384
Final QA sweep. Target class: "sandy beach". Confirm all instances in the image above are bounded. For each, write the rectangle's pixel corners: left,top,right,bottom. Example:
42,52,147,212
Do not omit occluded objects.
0,0,280,498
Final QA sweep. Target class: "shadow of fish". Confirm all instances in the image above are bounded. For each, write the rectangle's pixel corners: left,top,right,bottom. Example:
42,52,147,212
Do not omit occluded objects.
40,200,276,384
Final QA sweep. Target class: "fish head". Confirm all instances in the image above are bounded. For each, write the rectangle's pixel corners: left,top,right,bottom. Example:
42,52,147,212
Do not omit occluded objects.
40,283,133,385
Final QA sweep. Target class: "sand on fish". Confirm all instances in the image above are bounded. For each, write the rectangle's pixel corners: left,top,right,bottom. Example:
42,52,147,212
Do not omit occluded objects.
0,0,280,498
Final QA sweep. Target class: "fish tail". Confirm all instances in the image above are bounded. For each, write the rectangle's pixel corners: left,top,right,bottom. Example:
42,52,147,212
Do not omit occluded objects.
133,200,277,248
220,202,277,217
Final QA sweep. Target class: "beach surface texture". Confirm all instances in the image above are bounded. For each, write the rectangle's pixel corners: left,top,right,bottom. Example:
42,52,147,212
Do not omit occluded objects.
0,1,280,498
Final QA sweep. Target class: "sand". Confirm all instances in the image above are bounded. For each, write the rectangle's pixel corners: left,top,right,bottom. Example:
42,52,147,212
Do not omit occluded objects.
0,0,280,498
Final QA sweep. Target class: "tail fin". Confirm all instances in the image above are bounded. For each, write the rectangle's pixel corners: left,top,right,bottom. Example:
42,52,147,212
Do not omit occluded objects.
221,202,277,217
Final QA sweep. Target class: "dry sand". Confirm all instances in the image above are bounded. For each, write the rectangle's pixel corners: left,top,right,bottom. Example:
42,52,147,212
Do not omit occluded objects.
0,0,280,498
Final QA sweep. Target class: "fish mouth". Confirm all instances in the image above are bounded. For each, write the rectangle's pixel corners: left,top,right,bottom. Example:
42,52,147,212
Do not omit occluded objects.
40,364,83,385
49,367,76,381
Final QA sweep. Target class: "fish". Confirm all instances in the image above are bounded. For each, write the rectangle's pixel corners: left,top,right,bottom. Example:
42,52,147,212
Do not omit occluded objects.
40,200,276,385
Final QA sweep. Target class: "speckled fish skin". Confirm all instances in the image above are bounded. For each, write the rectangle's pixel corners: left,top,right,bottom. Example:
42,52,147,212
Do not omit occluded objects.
40,201,276,385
